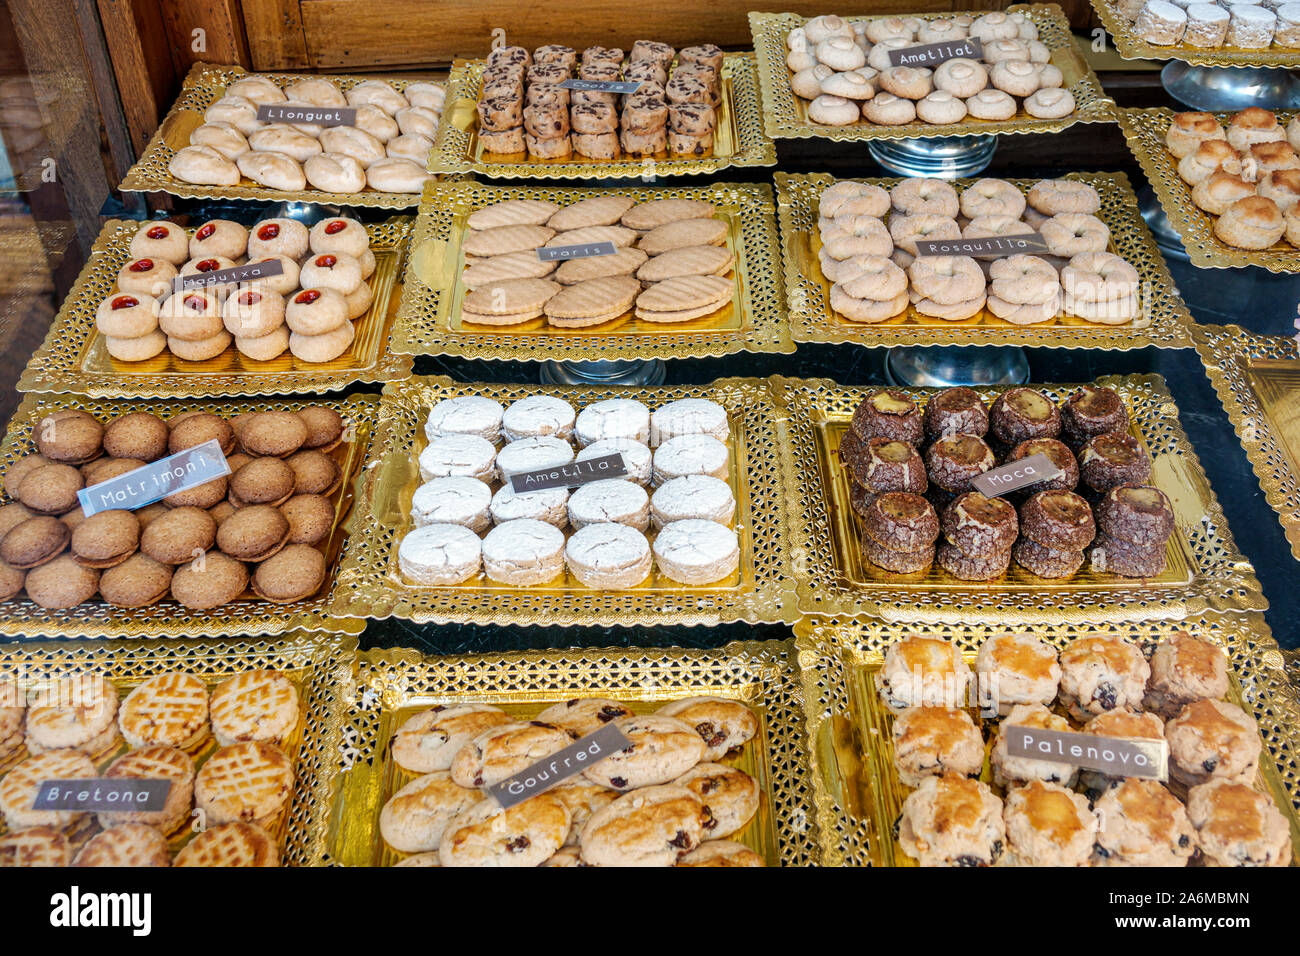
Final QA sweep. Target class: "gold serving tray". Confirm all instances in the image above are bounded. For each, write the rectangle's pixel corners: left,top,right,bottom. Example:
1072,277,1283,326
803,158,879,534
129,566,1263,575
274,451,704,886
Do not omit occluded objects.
749,4,1116,143
120,63,445,209
1091,0,1300,67
326,641,827,866
776,170,1195,350
771,373,1265,624
428,53,777,180
1196,323,1300,563
0,632,355,866
0,393,377,639
329,375,799,627
17,218,414,399
1120,106,1300,273
795,615,1300,866
392,179,793,362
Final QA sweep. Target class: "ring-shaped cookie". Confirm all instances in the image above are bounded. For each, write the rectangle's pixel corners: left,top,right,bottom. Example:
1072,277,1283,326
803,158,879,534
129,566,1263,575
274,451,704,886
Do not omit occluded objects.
907,255,986,305
836,254,908,299
830,286,910,323
911,290,987,321
989,255,1060,304
889,214,961,255
821,221,894,260
1061,252,1139,303
960,179,1027,219
1040,213,1110,256
1027,180,1101,216
891,178,960,218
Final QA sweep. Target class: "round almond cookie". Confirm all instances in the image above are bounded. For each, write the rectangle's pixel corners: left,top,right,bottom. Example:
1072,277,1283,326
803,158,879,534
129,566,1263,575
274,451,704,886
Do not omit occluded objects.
449,720,574,789
481,518,565,586
381,771,484,854
96,293,161,339
567,479,649,531
285,450,341,497
495,435,574,480
576,438,652,487
139,506,217,566
652,518,739,585
0,751,96,829
26,674,119,754
285,288,349,336
391,704,512,774
564,522,651,590
196,740,294,829
398,523,482,586
673,762,760,839
657,696,759,761
535,698,634,739
652,434,728,484
424,396,504,443
490,484,568,528
583,714,706,791
650,474,735,528
579,784,708,866
251,543,326,604
247,217,310,261
130,221,190,265
0,515,69,568
236,326,290,361
102,412,168,462
117,257,177,298
229,459,295,507
418,435,496,483
189,219,249,261
119,672,210,749
210,669,299,747
170,551,248,610
411,476,492,532
310,217,370,259
98,552,172,608
501,395,576,442
280,495,334,546
222,288,285,338
439,792,570,867
97,745,195,832
173,821,279,867
574,399,651,447
650,398,729,446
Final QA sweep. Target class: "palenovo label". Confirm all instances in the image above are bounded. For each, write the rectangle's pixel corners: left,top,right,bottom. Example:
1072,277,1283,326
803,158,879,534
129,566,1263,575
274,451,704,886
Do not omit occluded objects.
255,104,357,127
78,438,231,517
174,257,285,293
1006,726,1168,781
970,452,1064,498
887,36,984,67
536,241,618,263
558,78,642,94
32,778,172,812
486,723,632,809
914,233,1052,258
507,452,627,492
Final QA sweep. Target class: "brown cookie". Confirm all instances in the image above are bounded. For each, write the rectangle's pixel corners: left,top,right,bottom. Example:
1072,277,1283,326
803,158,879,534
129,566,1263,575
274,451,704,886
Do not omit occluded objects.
285,451,342,496
224,453,253,475
0,559,23,601
82,457,146,487
35,410,104,465
60,510,86,532
98,554,172,608
230,458,295,507
238,412,308,458
0,502,35,541
296,406,345,451
16,463,84,515
24,555,98,609
279,495,334,545
3,455,50,499
170,551,248,609
208,501,237,524
215,505,290,562
102,413,169,462
139,506,217,565
168,413,235,456
850,390,924,445
70,510,140,568
1019,489,1096,551
163,476,228,510
135,503,169,529
252,544,326,604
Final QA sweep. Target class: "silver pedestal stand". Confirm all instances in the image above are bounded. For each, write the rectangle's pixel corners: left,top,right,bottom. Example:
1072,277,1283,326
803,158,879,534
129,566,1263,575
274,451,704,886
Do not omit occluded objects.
1160,61,1300,112
867,133,999,179
540,360,667,386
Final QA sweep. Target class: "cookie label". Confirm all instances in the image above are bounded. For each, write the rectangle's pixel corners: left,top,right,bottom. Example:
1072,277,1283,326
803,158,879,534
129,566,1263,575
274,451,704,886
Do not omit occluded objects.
255,104,357,127
486,723,633,809
971,452,1063,497
507,452,628,491
914,233,1052,258
78,438,233,516
558,78,642,94
536,241,619,262
174,257,285,293
887,37,985,67
32,778,172,812
1006,727,1168,781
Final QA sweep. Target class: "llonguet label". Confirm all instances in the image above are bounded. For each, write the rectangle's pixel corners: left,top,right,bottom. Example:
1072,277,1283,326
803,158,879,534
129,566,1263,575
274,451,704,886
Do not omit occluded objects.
256,104,357,127
970,452,1063,498
33,778,173,812
536,241,618,262
914,233,1052,258
507,452,627,492
78,438,231,516
1006,726,1168,781
887,36,984,67
486,723,632,809
558,78,642,94
174,257,285,293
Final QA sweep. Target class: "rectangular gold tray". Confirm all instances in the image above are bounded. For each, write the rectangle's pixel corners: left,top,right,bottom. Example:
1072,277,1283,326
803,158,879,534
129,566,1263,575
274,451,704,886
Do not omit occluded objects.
17,217,414,398
1196,323,1300,563
750,4,1116,143
770,373,1265,624
429,53,776,180
794,614,1300,866
120,63,446,209
392,179,793,362
1120,106,1300,273
1091,0,1300,67
776,170,1195,350
328,374,799,627
0,392,377,639
0,632,355,866
326,641,827,866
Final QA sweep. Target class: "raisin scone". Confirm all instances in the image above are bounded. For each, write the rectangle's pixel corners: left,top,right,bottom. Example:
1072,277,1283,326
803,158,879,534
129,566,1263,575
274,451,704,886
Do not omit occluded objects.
438,792,570,867
535,697,634,737
1092,779,1197,866
1002,780,1098,867
1057,636,1150,722
582,714,706,790
1079,709,1166,793
1186,780,1292,867
892,706,985,787
1143,630,1230,720
992,703,1080,789
673,762,760,839
1165,698,1261,788
449,720,574,788
898,773,1006,867
579,784,709,866
379,771,484,853
676,840,765,867
656,696,758,761
876,635,972,711
391,704,513,774
550,779,621,846
973,633,1060,715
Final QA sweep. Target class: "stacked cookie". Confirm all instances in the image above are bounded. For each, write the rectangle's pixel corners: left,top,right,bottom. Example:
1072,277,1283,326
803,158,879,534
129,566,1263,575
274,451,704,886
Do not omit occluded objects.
97,216,375,364
816,176,1141,325
380,694,763,866
171,74,441,194
459,196,734,328
397,393,741,590
0,669,299,867
786,12,1075,130
1120,0,1300,50
1166,107,1300,250
0,404,349,611
476,40,722,160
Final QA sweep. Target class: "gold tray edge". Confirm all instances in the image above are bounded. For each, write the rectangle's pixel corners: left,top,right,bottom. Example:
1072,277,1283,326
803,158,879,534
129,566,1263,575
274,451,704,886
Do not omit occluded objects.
1091,0,1300,67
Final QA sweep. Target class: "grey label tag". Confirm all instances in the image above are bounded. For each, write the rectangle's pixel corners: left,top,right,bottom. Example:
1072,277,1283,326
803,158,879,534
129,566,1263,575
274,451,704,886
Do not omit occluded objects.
256,104,357,127
536,241,618,262
486,723,632,809
174,257,285,293
78,438,231,516
507,452,627,492
32,778,172,812
558,78,642,94
1006,727,1168,781
914,233,1051,258
888,36,984,67
970,452,1064,497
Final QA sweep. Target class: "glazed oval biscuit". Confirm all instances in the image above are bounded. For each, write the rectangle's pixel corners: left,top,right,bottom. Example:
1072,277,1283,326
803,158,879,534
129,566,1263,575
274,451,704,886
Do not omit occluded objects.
462,224,555,257
582,714,706,790
236,151,306,192
548,195,637,231
637,245,734,282
638,218,727,255
168,145,240,186
462,251,558,290
658,696,759,760
622,198,718,231
579,784,708,866
467,199,562,231
391,704,512,774
449,719,574,788
544,225,637,249
365,158,430,194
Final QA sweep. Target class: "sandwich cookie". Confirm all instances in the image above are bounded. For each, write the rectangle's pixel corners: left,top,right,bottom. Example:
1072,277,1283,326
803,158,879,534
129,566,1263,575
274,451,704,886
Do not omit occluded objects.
251,544,327,604
637,245,734,282
635,274,733,322
461,277,561,326
544,275,640,328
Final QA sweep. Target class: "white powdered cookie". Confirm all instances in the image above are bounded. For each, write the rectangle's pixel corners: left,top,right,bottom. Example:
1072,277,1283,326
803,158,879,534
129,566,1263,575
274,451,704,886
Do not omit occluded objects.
398,524,482,585
650,475,735,528
418,435,497,483
652,434,729,484
501,395,576,442
481,518,566,585
495,435,574,480
490,484,568,528
411,476,492,532
576,438,652,486
652,519,739,585
564,523,652,589
424,396,504,443
574,399,651,446
567,479,650,531
650,398,729,446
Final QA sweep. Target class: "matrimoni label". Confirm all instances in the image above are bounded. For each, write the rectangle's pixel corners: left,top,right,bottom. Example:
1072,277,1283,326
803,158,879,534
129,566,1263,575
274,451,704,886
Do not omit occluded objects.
78,438,232,516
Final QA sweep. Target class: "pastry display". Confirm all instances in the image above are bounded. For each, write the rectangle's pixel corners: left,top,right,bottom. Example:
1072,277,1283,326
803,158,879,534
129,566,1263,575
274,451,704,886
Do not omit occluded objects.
1116,0,1300,50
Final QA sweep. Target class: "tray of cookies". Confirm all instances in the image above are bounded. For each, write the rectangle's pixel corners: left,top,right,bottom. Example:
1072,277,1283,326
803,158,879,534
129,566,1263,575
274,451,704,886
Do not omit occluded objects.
1092,0,1300,68
0,393,376,639
1120,106,1300,272
776,170,1194,350
0,631,352,867
749,4,1115,143
326,640,827,866
795,615,1300,867
120,63,447,208
18,215,412,398
329,375,798,627
393,179,792,362
771,373,1264,625
428,44,776,179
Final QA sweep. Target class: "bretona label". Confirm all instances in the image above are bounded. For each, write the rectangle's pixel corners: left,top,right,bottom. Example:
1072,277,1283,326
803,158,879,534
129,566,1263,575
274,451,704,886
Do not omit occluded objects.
507,452,628,492
33,778,172,812
887,37,985,67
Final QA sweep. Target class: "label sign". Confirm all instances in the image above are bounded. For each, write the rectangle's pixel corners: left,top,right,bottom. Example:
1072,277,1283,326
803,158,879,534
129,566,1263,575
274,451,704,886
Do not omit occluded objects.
486,723,632,809
174,257,284,293
507,452,627,492
78,439,231,516
915,233,1052,258
971,452,1064,497
33,778,172,812
536,241,618,263
1007,727,1168,781
558,78,642,94
888,37,984,67
256,104,357,127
